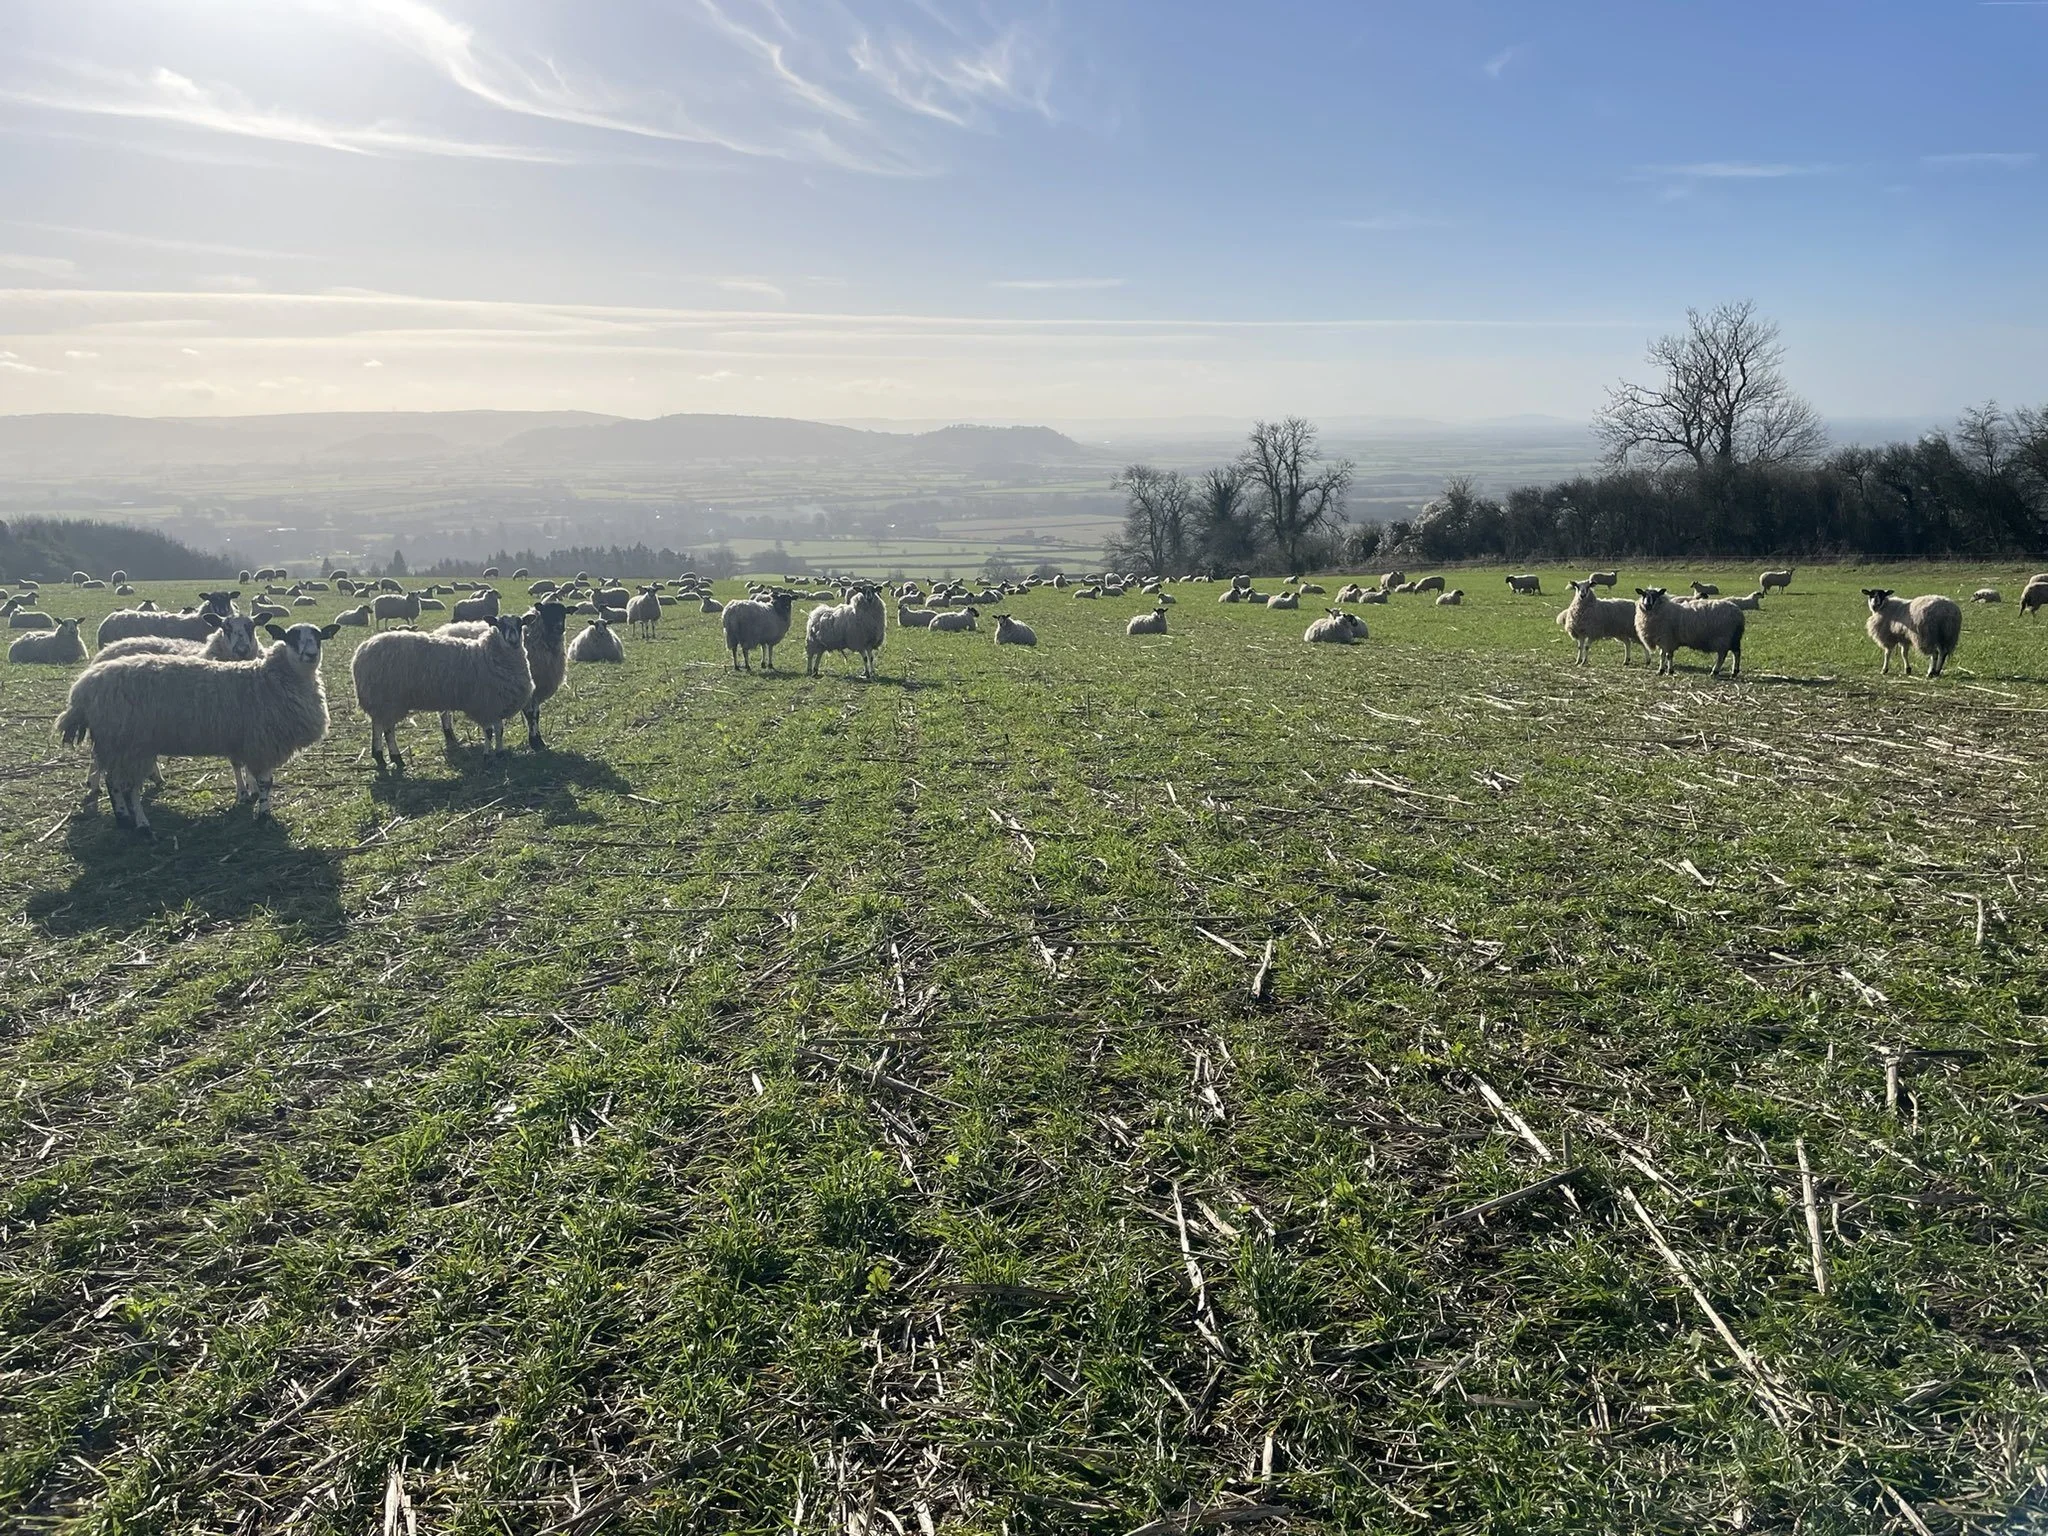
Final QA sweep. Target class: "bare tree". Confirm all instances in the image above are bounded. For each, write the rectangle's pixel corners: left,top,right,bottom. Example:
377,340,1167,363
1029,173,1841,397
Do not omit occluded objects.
1239,417,1353,571
1192,465,1259,570
1109,464,1191,575
1596,300,1827,473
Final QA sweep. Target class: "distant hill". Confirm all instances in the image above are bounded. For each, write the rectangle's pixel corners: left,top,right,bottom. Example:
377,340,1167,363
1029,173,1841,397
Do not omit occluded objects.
498,412,880,465
897,424,1092,467
0,516,225,582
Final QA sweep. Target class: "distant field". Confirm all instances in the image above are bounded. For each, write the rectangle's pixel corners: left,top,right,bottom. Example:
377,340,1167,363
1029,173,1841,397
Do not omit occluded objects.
3,565,2045,1533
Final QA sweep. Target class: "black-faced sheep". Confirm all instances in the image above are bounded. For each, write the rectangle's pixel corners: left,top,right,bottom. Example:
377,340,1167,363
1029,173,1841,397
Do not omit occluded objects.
805,586,886,679
1863,589,1961,677
1634,588,1744,677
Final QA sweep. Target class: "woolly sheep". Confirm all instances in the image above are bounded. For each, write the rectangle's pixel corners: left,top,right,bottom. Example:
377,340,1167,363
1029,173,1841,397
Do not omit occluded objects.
1436,589,1464,606
1760,569,1794,592
1730,591,1766,611
1414,575,1446,593
1126,606,1169,635
805,585,887,679
97,590,240,648
1863,589,1961,678
373,590,423,628
1506,574,1542,595
9,618,85,664
626,585,662,640
992,613,1036,646
1304,609,1366,644
336,604,372,626
699,595,724,614
1556,579,1638,666
1972,588,2001,604
1337,583,1367,603
1358,590,1388,605
568,616,626,664
1265,592,1298,610
1588,570,1618,588
928,607,979,632
9,610,56,629
1689,580,1720,598
1634,588,1744,677
352,613,535,768
115,583,135,596
417,597,447,612
2021,582,2048,617
251,601,289,623
723,590,796,671
109,569,127,584
1378,571,1405,591
58,622,338,832
98,614,265,664
1218,588,1243,604
898,601,937,628
451,588,501,623
1299,582,1326,595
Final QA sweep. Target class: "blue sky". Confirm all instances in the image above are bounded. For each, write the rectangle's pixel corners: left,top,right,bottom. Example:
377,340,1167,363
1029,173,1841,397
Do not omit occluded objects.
0,0,2040,423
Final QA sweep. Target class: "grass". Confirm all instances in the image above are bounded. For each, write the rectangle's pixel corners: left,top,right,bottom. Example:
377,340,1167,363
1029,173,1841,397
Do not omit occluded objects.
2,563,2046,1534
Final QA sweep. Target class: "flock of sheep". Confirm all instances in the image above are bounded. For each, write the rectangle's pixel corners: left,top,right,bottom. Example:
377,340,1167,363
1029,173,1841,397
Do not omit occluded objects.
0,558,2000,835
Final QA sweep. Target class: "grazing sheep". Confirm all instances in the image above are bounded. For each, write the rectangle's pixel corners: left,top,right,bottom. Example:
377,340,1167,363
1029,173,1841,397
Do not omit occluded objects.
1588,570,1618,588
58,622,338,832
1689,580,1720,598
1436,589,1464,606
1759,569,1794,593
568,617,626,664
805,586,888,679
1414,575,1446,593
928,607,979,632
1126,606,1169,635
1972,588,2001,604
69,571,88,585
373,590,423,628
352,613,535,769
626,585,661,641
2020,581,2048,616
1634,588,1744,677
1266,592,1298,610
451,588,501,623
336,604,372,626
992,613,1036,646
97,590,240,648
109,569,127,584
1506,573,1542,595
115,584,136,596
1556,579,1639,665
9,618,85,664
1304,609,1367,644
1863,589,1962,678
98,614,265,664
723,590,796,671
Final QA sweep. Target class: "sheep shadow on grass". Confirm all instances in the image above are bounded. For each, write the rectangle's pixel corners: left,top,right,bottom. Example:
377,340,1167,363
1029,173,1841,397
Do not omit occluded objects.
27,807,346,939
366,744,632,827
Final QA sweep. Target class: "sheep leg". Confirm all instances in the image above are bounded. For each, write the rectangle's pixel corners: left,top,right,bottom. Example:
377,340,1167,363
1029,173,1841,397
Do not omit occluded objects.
125,782,152,836
440,710,459,746
253,774,274,819
81,761,103,813
524,701,545,751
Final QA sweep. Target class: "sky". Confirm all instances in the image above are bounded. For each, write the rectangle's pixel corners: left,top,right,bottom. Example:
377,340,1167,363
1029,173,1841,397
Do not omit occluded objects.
0,0,2041,425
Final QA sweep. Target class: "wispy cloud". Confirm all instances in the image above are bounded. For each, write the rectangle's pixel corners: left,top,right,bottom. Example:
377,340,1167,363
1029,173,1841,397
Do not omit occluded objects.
7,221,312,262
992,277,1124,291
0,252,79,278
1921,150,2037,169
1646,161,1835,179
850,25,1058,129
0,350,53,373
1483,46,1523,79
694,0,864,122
717,277,789,304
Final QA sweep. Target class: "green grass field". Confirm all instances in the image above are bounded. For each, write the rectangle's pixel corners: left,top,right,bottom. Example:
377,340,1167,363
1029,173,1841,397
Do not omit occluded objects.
3,565,2046,1534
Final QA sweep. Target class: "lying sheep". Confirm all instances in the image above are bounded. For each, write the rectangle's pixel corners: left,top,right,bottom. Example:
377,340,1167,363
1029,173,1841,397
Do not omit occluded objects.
929,607,979,632
9,618,85,664
723,591,796,671
1863,589,1961,678
7,609,53,630
1304,609,1366,644
1337,583,1367,603
1730,591,1766,611
1266,592,1298,610
806,585,887,679
568,617,626,664
1358,590,1388,605
1218,588,1244,604
97,590,239,648
992,613,1036,646
451,588,501,624
1689,580,1720,598
58,622,338,832
352,613,535,769
1972,588,2002,604
98,613,264,664
898,601,938,628
1127,606,1168,635
1436,589,1464,606
1557,579,1638,665
1587,570,1618,588
1634,587,1744,677
1505,574,1542,595
1759,568,1794,593
700,595,724,614
1300,582,1326,595
336,604,372,626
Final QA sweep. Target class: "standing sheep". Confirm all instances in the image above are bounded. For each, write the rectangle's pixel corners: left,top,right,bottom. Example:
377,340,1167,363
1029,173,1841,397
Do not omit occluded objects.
96,590,239,648
1126,606,1169,635
568,617,626,663
451,588,502,623
1587,570,1618,588
57,622,339,832
723,590,797,671
805,585,887,679
1414,575,1446,593
1304,609,1366,644
2020,581,2048,617
992,613,1036,646
1863,589,1961,678
626,585,662,641
1634,588,1744,678
1760,569,1794,593
9,618,86,664
1505,574,1542,595
1556,579,1638,666
373,590,423,628
352,613,535,769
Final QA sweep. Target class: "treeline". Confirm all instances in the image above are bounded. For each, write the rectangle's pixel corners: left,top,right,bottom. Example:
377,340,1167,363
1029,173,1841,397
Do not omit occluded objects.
407,543,749,579
0,517,225,581
1394,403,2048,564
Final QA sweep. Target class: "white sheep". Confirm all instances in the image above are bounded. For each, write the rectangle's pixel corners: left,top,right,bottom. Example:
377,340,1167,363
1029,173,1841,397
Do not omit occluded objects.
928,607,979,632
1556,579,1638,665
898,601,937,628
1689,580,1720,598
58,622,338,832
372,590,422,628
8,619,85,664
1634,587,1744,677
1863,589,1961,677
805,585,887,679
1414,575,1446,593
1304,609,1367,644
992,613,1036,646
352,613,535,769
1265,592,1298,610
722,591,796,671
1506,574,1542,595
1337,583,1367,603
451,588,501,623
1759,569,1794,593
1378,570,1405,591
336,604,373,626
1588,570,1618,588
1730,591,1765,611
2020,582,2048,617
98,614,265,664
1972,588,2001,604
96,590,240,648
6,609,52,630
1126,606,1169,635
568,616,626,663
1436,588,1464,606
626,585,661,640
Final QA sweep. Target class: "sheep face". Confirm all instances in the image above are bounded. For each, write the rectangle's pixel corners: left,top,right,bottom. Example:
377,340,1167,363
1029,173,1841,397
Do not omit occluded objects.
264,621,341,661
527,601,569,645
1635,587,1671,614
1861,588,1895,612
215,615,264,659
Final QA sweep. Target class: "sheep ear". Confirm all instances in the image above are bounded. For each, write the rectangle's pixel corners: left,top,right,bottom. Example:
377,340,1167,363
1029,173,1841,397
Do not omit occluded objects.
318,623,340,639
265,623,288,641
203,611,224,629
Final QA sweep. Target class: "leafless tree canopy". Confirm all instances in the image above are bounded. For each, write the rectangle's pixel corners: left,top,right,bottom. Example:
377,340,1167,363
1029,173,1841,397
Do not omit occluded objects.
1110,464,1191,575
1239,417,1354,571
1596,300,1827,473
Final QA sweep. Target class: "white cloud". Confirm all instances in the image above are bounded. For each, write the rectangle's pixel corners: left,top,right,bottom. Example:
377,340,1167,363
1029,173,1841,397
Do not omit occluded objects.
63,348,99,360
0,350,51,373
1920,151,2037,169
1483,46,1522,79
7,222,311,261
180,345,203,356
992,277,1124,291
363,357,385,367
717,277,789,303
0,252,79,278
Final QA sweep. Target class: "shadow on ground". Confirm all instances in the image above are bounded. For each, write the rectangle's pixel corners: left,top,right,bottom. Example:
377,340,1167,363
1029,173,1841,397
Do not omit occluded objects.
366,745,634,826
27,806,346,938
